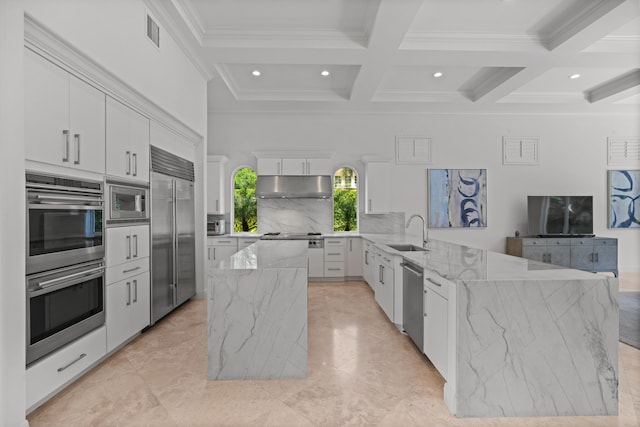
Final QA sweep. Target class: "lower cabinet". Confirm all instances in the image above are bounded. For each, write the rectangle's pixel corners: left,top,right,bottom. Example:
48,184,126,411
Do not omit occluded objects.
362,240,374,287
506,236,618,276
207,237,238,267
106,270,150,352
346,237,363,277
26,326,106,410
324,238,345,278
423,273,450,380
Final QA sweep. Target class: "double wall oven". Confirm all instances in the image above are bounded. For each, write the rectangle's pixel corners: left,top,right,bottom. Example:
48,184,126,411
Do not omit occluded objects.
26,173,106,365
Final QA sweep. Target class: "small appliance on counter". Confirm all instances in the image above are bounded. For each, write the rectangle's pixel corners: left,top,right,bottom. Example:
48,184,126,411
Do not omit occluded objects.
207,215,226,235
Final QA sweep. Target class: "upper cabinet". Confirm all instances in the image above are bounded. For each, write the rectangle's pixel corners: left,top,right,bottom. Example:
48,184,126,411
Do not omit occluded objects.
363,159,391,214
207,155,228,214
254,152,334,176
25,48,105,174
106,97,150,182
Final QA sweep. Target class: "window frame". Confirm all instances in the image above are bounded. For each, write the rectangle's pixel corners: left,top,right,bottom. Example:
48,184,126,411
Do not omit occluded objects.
332,165,359,232
230,165,258,233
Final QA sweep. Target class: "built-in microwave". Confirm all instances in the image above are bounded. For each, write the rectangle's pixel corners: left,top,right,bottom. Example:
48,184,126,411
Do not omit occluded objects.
105,180,149,225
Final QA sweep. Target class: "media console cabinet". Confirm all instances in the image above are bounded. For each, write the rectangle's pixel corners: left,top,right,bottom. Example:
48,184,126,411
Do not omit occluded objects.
506,236,618,277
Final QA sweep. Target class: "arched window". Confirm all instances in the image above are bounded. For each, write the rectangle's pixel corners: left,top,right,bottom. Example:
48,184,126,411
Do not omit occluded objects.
233,167,257,232
333,167,358,231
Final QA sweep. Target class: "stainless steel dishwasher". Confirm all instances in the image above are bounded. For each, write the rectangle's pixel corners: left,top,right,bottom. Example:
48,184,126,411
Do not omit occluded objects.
401,261,424,351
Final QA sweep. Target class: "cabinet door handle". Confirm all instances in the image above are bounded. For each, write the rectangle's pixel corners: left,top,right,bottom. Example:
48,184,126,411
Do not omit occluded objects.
208,248,211,260
62,130,70,162
350,240,353,251
328,268,341,271
57,353,86,372
126,282,131,306
589,253,593,262
595,253,599,263
328,252,341,256
123,266,141,274
126,235,131,260
132,153,137,176
214,248,216,259
368,199,372,211
307,161,311,175
74,134,81,165
364,251,368,265
302,161,306,174
547,253,551,264
277,161,281,175
126,151,131,175
133,279,138,303
132,234,138,258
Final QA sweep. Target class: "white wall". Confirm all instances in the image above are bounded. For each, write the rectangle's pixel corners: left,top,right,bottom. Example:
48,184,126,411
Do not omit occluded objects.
0,0,27,425
24,0,207,136
208,112,640,271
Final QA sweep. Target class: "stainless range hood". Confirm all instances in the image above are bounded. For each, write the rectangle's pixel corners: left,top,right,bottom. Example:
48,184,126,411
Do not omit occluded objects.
256,175,332,199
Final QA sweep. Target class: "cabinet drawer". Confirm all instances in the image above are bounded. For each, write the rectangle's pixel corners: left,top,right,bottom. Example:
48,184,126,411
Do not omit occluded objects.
547,239,571,246
324,238,345,247
522,239,545,246
424,272,449,299
571,238,594,246
27,326,106,410
324,262,345,277
594,238,616,246
324,246,345,261
209,238,237,247
106,257,149,285
238,238,259,249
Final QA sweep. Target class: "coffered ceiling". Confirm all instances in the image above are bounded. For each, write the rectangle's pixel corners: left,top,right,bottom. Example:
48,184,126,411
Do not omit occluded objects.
151,0,640,114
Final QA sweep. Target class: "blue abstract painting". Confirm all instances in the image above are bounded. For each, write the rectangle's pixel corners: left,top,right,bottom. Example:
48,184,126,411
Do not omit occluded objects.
609,170,640,228
428,169,487,228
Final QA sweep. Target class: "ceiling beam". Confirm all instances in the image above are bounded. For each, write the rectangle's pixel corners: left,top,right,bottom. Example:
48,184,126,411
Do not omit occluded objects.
543,0,638,52
586,68,640,102
349,0,424,103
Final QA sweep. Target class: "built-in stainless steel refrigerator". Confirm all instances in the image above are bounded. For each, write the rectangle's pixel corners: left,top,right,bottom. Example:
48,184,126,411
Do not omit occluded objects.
150,146,196,324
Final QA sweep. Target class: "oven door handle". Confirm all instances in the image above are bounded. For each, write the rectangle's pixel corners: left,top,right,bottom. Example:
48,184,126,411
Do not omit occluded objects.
32,194,104,204
35,266,105,291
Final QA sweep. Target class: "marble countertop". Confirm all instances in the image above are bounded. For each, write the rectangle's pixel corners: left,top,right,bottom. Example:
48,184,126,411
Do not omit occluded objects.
212,240,308,270
360,233,600,283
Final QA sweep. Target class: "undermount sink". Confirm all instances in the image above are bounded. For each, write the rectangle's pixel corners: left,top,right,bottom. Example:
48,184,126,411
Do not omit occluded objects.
386,244,429,252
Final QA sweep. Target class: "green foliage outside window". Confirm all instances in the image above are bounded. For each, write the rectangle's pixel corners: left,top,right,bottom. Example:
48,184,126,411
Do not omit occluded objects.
234,167,257,232
334,167,357,232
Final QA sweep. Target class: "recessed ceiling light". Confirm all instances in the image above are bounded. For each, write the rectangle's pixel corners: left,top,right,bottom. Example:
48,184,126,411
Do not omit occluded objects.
433,72,443,78
569,73,581,79
252,70,261,77
321,70,330,77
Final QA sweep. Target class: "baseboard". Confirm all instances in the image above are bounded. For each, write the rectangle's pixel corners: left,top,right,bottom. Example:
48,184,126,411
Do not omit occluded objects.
619,265,640,273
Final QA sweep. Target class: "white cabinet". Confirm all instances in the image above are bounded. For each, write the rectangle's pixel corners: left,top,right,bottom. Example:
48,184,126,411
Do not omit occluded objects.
105,224,150,352
423,273,450,379
207,156,228,214
346,237,363,277
26,326,106,410
106,270,150,352
25,48,106,174
364,161,391,213
362,240,375,288
324,238,345,277
374,250,395,322
106,97,150,182
105,225,150,267
207,237,238,266
257,157,333,175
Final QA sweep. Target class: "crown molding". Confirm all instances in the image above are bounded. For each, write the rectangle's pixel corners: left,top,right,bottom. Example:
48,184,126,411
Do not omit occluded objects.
171,0,206,44
400,32,543,52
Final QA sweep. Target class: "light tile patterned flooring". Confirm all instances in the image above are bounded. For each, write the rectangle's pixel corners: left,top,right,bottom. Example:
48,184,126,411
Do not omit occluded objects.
28,277,639,426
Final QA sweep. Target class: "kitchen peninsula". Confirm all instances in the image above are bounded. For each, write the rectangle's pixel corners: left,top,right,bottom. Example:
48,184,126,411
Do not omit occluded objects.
207,240,308,380
208,235,619,418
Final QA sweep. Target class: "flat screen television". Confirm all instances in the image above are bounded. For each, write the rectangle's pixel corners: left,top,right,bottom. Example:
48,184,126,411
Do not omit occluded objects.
527,196,594,237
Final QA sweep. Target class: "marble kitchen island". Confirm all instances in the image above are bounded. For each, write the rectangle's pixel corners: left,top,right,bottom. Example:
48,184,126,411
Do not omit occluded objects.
367,235,619,418
207,240,308,380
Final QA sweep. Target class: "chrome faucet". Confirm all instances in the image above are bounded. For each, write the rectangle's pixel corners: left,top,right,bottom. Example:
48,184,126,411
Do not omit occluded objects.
406,214,428,248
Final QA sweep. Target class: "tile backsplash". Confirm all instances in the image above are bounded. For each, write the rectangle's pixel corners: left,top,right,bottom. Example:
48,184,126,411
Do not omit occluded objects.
359,212,405,234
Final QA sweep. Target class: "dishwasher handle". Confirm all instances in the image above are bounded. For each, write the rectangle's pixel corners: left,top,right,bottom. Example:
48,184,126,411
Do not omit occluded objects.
400,262,423,277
